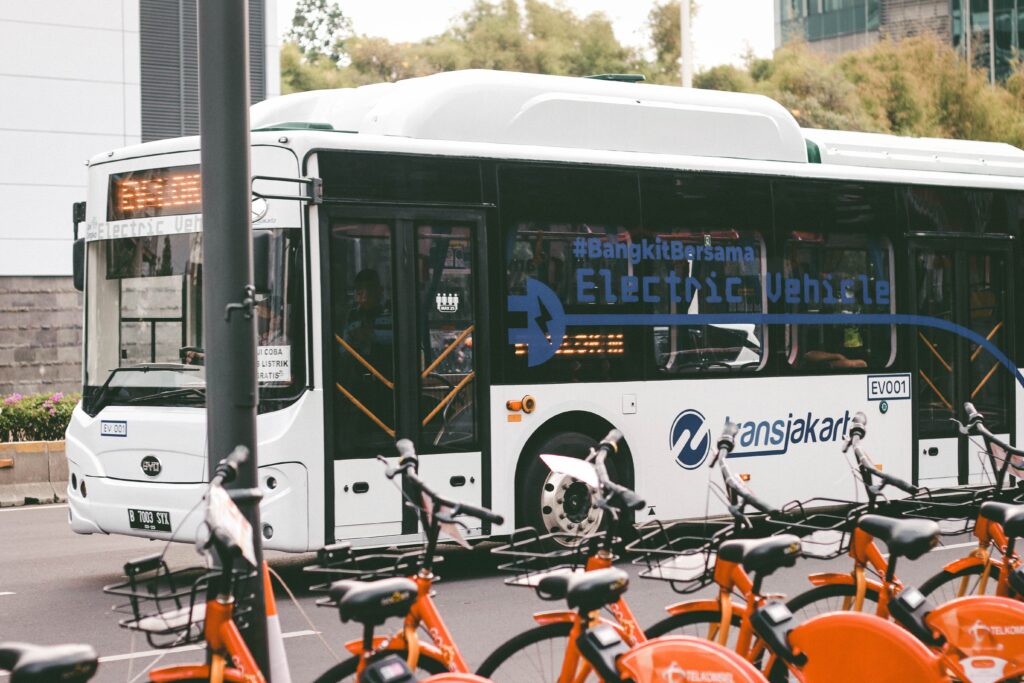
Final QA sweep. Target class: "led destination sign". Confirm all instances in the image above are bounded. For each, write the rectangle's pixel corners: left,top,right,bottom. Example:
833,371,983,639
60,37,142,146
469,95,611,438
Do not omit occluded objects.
107,164,202,221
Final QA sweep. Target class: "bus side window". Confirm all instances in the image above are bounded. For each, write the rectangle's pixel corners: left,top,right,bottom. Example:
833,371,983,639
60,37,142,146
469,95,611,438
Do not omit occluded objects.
784,232,895,371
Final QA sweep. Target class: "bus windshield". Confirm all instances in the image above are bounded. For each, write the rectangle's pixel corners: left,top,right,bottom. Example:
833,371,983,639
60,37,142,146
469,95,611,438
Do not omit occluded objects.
82,229,304,415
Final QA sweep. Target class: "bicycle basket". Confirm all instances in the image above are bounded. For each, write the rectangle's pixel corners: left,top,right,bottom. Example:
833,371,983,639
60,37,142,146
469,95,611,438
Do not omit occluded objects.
764,498,858,560
102,554,255,649
490,527,612,588
304,542,443,600
881,486,988,536
626,518,735,594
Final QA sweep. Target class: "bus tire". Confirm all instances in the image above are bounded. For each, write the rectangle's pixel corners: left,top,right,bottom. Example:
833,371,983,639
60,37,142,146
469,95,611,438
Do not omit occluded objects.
517,430,625,546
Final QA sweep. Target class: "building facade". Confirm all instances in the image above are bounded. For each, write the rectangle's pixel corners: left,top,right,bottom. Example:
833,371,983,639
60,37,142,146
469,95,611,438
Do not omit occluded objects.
775,0,1023,83
0,0,279,396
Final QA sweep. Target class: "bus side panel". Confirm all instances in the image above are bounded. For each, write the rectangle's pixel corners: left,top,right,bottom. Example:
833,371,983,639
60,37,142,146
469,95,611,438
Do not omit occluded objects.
492,375,913,524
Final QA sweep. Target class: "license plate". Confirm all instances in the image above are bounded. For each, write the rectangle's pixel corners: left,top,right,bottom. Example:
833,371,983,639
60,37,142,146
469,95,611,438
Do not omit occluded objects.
128,508,172,532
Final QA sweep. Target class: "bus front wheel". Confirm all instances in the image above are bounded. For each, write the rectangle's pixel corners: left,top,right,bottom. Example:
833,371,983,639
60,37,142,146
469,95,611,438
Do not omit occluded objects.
518,430,623,546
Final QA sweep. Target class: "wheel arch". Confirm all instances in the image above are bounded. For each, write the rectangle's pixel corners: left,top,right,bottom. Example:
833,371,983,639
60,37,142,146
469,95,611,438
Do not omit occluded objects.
512,410,635,527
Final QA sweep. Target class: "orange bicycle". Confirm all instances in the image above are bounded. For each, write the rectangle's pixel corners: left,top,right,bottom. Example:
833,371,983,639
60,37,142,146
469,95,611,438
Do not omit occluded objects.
104,447,277,683
308,439,505,682
476,430,651,679
785,413,1024,681
915,402,1024,602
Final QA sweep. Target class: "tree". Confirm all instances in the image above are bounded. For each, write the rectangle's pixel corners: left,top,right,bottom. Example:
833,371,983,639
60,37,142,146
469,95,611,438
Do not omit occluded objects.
646,0,699,84
287,0,351,63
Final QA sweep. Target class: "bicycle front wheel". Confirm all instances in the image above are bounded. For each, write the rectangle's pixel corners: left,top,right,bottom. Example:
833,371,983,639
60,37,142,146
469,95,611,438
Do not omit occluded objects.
312,650,449,683
919,562,1003,604
785,582,881,622
477,622,588,683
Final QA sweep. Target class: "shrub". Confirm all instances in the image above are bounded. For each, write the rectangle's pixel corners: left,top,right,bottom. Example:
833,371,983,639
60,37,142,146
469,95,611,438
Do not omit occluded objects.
0,392,80,443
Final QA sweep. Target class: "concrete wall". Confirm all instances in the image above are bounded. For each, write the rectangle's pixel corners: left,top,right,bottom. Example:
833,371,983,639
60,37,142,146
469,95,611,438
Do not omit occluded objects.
0,277,82,396
0,1,142,277
0,440,68,507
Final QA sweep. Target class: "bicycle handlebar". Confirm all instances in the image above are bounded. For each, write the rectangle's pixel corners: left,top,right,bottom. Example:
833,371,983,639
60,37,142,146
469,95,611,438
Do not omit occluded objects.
713,422,779,516
965,402,1024,457
592,430,646,511
841,412,919,496
379,444,505,526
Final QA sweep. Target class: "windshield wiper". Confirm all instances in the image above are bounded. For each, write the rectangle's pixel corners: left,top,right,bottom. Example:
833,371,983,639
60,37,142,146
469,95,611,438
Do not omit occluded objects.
126,387,206,406
88,364,202,416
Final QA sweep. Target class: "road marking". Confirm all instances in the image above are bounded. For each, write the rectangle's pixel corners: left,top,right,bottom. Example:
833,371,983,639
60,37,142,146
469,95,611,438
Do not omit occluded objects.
934,541,979,552
0,504,68,513
96,630,319,664
0,592,14,597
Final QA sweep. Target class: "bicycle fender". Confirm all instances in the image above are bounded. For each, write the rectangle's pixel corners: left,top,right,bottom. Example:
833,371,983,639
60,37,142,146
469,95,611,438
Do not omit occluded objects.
941,555,988,575
806,572,885,594
664,599,730,616
149,665,252,682
343,637,449,668
531,610,577,625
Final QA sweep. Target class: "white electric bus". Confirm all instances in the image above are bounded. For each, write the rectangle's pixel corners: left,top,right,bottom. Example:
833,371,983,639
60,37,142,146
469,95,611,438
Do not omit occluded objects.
66,69,1024,552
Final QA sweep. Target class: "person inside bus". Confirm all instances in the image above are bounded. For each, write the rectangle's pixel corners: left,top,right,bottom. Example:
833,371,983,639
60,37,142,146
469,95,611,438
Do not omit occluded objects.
256,295,287,346
342,268,393,356
801,278,868,369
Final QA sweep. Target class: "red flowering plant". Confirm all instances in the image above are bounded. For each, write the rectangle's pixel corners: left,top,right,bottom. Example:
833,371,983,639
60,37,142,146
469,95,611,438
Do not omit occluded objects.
0,392,80,442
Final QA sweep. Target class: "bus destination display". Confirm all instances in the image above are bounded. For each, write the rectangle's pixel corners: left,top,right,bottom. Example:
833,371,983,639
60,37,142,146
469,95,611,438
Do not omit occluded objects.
107,164,201,221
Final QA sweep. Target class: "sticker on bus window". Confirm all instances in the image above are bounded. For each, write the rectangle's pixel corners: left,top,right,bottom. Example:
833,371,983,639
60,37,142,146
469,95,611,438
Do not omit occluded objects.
436,293,459,313
257,345,291,383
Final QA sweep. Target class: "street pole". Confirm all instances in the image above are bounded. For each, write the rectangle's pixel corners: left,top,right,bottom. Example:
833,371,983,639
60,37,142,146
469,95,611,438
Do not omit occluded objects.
681,0,693,87
198,0,270,676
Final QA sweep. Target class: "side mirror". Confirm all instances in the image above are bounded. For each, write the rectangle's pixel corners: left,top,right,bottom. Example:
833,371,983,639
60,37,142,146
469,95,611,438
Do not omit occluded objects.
72,238,85,292
252,231,270,293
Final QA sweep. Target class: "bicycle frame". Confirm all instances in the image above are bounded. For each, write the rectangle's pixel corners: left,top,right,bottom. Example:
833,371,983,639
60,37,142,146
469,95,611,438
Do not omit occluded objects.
342,569,469,675
938,512,1018,598
149,567,266,683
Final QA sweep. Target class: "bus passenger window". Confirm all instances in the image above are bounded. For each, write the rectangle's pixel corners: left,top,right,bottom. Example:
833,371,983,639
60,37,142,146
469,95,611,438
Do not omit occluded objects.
785,232,895,370
649,230,766,374
330,223,397,457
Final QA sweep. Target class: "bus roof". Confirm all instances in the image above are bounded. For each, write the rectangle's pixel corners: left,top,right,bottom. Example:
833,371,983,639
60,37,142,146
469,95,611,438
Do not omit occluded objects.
804,128,1024,178
251,69,810,164
250,69,1024,180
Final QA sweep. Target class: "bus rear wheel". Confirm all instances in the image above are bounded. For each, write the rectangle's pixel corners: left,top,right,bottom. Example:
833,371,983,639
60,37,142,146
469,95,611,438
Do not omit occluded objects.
518,430,623,546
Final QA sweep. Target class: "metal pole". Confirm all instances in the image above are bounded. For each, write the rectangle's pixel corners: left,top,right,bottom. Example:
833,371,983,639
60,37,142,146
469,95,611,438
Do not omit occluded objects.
681,0,693,87
198,0,270,676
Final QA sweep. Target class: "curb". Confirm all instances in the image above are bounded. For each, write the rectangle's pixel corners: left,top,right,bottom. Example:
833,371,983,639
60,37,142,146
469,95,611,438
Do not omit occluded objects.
0,440,67,507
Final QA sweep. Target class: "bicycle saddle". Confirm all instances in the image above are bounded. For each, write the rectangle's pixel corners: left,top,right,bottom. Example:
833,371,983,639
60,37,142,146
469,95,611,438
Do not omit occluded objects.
542,568,628,613
979,501,1024,538
331,577,418,626
718,534,801,576
858,515,939,560
0,642,98,683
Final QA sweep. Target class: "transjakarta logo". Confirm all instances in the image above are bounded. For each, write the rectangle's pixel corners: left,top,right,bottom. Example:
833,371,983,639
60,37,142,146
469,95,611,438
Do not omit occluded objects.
671,410,711,470
671,410,853,462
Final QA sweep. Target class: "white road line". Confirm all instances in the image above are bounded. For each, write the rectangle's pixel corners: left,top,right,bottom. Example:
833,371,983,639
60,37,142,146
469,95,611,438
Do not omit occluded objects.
0,592,14,597
0,504,68,513
97,630,319,664
934,541,980,551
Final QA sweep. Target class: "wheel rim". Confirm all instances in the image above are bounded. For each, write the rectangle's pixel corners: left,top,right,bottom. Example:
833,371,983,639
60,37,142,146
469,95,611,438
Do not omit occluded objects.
539,471,602,543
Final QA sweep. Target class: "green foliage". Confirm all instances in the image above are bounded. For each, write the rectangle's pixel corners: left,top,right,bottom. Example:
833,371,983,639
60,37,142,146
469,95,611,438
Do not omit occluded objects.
281,3,1024,148
0,392,80,443
286,0,351,63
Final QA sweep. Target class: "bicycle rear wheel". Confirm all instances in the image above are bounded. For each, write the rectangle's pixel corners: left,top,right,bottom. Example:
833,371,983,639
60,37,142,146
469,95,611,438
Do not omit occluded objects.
644,609,744,648
476,622,588,683
918,562,1003,604
312,650,449,683
785,583,881,622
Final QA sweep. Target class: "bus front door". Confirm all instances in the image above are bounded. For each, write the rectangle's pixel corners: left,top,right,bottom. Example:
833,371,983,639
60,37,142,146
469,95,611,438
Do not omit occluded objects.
326,209,488,542
909,238,1015,486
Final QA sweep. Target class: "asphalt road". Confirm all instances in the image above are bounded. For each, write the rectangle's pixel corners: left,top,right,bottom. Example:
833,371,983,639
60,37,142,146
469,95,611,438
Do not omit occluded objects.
0,504,979,682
